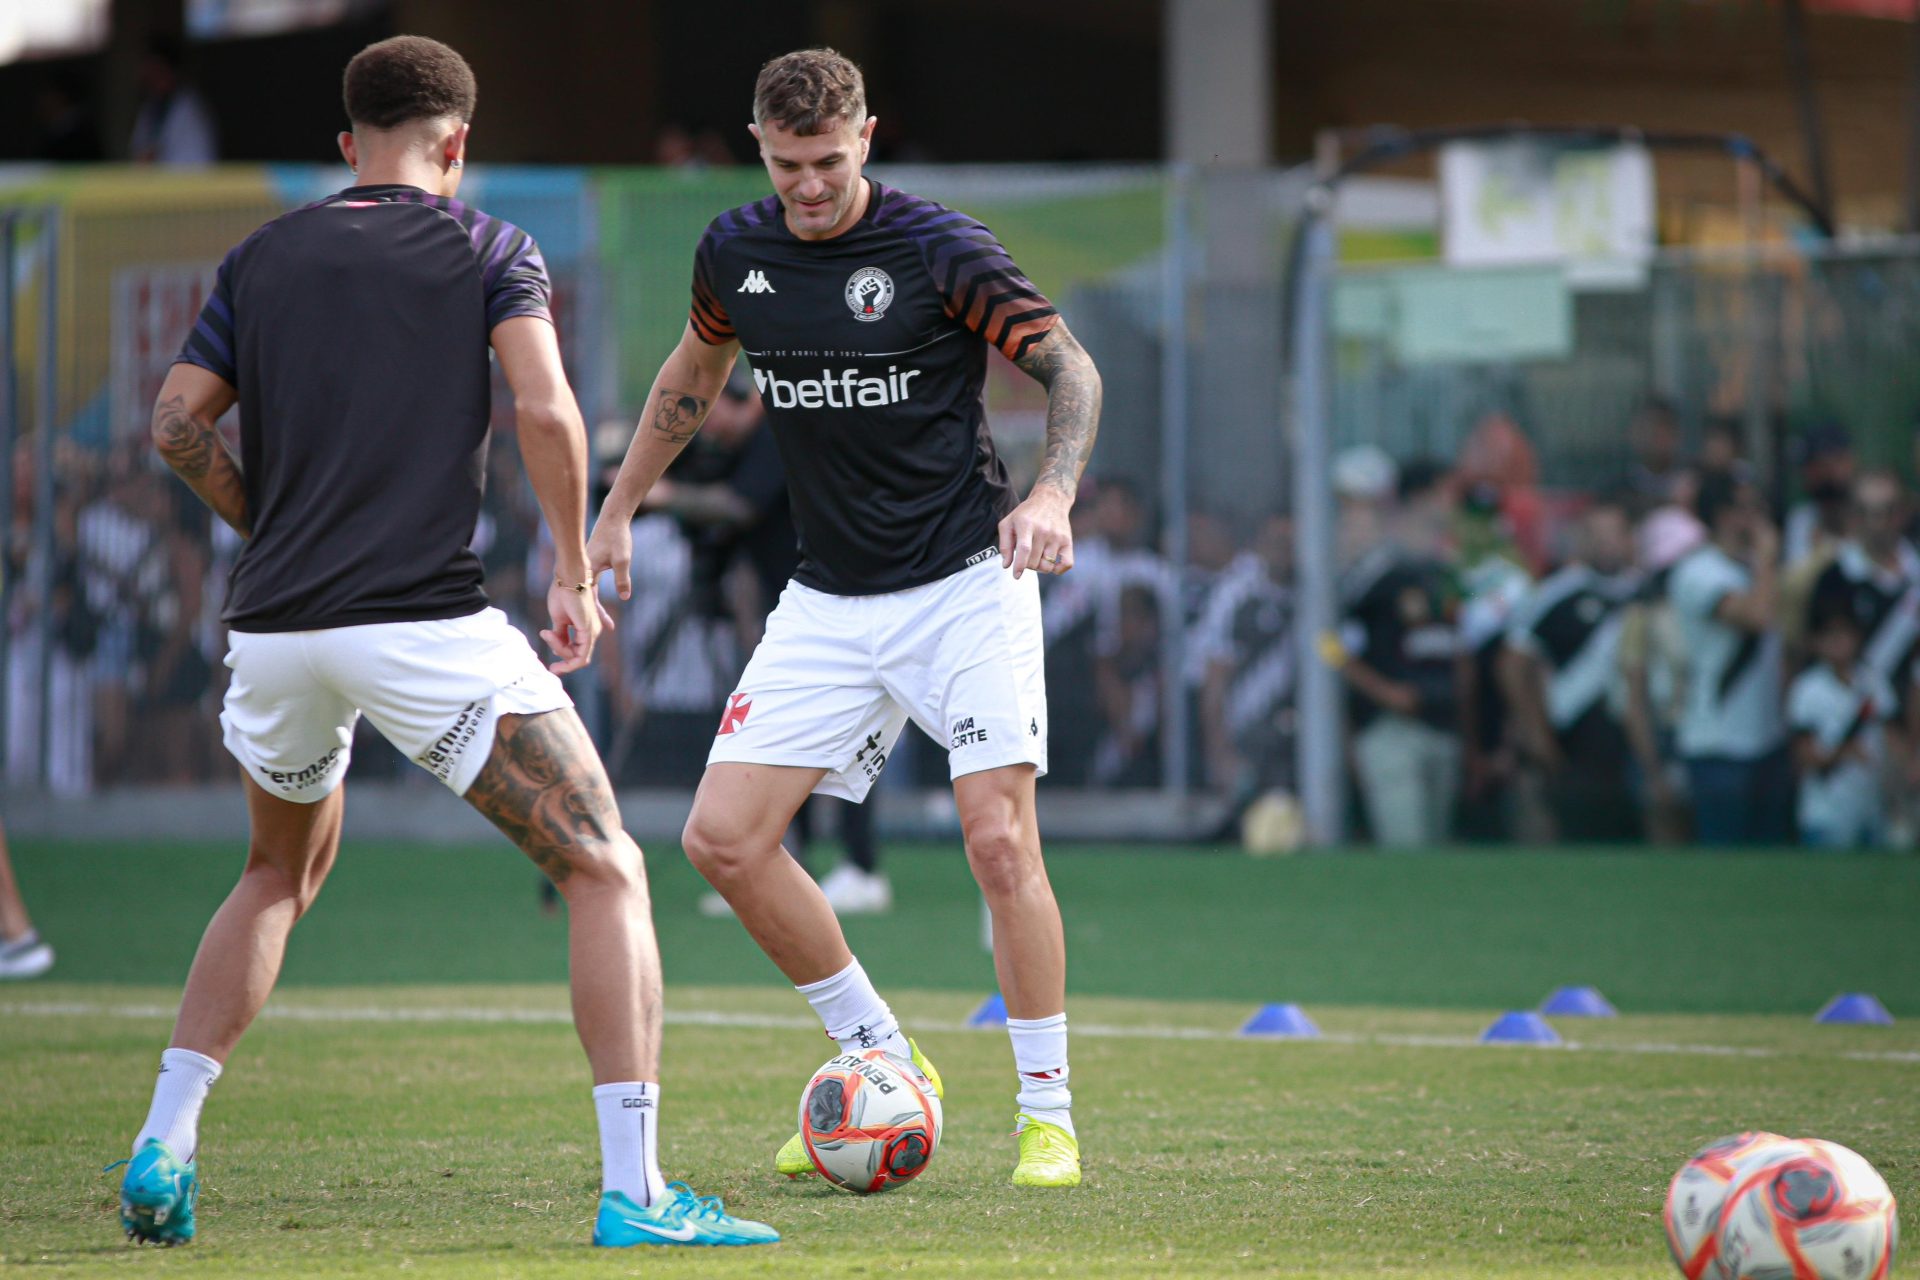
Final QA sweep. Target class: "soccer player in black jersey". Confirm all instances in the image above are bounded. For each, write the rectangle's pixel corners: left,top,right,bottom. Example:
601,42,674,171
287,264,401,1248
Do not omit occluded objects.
588,48,1102,1188
115,37,775,1250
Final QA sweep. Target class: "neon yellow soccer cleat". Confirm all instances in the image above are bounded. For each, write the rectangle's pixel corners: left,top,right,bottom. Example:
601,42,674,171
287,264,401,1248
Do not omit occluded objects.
777,1038,943,1178
1010,1114,1081,1188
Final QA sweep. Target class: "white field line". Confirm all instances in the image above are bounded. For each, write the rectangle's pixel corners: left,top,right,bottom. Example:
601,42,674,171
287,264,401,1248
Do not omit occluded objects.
5,999,1918,1065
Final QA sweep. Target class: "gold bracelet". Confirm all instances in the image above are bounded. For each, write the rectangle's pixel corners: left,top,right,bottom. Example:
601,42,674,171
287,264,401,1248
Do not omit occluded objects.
555,574,593,595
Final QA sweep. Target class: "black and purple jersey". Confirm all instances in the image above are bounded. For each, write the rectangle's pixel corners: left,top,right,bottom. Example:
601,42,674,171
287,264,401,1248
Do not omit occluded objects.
689,179,1057,596
177,184,550,632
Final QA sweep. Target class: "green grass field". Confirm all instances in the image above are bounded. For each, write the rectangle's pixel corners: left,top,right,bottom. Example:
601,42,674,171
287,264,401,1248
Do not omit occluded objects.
3,840,1917,1277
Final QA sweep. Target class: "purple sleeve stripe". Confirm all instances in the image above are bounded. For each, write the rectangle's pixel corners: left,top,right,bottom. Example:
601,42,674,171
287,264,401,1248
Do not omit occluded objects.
477,220,518,281
206,286,233,326
190,318,233,368
718,209,745,236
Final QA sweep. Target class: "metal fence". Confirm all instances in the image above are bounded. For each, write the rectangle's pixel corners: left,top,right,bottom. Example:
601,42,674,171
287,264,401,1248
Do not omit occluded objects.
8,163,1920,845
0,163,1302,820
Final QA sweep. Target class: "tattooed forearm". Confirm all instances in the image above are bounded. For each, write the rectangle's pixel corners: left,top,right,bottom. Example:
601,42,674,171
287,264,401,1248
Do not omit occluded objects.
463,708,623,885
1014,322,1103,498
152,394,250,537
649,387,712,444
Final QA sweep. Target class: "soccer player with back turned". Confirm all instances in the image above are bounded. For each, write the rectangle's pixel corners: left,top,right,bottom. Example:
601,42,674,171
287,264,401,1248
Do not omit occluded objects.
589,49,1102,1187
114,36,775,1250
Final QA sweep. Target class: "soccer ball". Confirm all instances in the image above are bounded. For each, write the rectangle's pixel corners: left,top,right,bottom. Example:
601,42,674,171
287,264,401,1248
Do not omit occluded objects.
1664,1132,1794,1279
798,1050,942,1194
1714,1138,1899,1280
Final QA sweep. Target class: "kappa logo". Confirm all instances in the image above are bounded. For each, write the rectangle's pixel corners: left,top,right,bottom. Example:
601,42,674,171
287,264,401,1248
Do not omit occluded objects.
845,266,894,321
738,269,776,294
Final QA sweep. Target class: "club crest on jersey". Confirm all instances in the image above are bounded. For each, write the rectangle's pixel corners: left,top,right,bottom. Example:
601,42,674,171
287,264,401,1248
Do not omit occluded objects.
845,266,894,322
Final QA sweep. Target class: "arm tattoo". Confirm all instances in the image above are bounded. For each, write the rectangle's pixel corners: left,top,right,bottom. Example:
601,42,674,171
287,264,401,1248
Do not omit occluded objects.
463,708,623,885
153,394,250,536
1014,323,1102,498
649,387,711,444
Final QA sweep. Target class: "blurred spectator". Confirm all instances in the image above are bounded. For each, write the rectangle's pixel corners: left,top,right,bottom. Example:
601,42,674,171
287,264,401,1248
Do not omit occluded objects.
129,34,217,165
1455,411,1545,569
33,70,103,161
1092,582,1164,787
1782,423,1856,566
1196,514,1294,807
1334,451,1461,847
1453,483,1533,841
6,482,96,796
1618,505,1706,844
1806,469,1920,842
1043,476,1168,786
133,488,214,783
1670,473,1792,846
1789,602,1905,850
1809,470,1920,690
1698,418,1748,487
1502,496,1644,842
1621,397,1685,516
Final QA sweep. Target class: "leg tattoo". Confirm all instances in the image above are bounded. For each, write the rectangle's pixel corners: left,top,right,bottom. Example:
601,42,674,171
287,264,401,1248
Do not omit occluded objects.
464,710,621,884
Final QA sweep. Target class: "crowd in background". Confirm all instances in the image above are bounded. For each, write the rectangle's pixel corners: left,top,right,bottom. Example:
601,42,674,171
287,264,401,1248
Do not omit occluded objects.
1328,401,1920,851
10,379,1920,854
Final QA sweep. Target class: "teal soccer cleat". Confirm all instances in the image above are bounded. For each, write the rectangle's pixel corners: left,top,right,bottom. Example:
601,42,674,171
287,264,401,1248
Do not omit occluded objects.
592,1182,780,1248
114,1138,198,1246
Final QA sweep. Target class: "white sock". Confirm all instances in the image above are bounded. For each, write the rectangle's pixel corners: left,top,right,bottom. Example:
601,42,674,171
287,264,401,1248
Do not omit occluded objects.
593,1081,667,1206
1007,1013,1074,1138
797,958,909,1059
133,1047,222,1164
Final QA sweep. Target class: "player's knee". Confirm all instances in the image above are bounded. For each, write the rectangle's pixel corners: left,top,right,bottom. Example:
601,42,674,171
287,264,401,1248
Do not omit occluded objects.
964,821,1041,901
551,831,646,898
240,856,325,919
681,810,765,888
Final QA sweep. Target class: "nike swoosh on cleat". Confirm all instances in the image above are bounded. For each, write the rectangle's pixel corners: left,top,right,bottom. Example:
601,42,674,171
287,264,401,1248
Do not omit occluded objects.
620,1217,699,1242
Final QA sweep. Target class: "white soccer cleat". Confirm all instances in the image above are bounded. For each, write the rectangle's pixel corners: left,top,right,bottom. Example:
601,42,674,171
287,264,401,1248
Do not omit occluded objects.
0,932,53,980
818,864,892,915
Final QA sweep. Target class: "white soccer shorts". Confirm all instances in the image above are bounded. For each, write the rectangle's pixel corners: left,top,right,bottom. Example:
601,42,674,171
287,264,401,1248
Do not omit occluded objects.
220,607,572,803
708,556,1048,801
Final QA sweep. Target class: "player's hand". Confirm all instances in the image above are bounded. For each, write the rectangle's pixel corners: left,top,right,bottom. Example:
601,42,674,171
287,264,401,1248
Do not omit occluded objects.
587,516,634,601
999,487,1074,579
541,580,612,675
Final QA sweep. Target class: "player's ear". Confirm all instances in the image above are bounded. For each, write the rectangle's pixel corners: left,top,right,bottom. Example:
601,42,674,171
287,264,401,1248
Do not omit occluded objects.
748,122,763,145
859,116,877,155
446,122,470,168
338,131,358,174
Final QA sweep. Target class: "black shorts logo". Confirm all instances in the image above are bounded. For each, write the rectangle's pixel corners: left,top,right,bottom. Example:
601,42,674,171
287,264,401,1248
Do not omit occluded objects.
950,716,989,749
415,701,489,783
265,745,345,792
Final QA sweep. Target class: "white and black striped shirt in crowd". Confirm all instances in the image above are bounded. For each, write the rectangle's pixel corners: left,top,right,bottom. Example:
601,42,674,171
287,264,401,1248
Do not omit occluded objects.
1506,564,1643,734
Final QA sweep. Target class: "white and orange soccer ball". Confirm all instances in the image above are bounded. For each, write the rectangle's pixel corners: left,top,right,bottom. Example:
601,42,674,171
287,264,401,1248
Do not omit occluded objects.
1665,1132,1798,1280
1713,1138,1899,1280
798,1050,942,1194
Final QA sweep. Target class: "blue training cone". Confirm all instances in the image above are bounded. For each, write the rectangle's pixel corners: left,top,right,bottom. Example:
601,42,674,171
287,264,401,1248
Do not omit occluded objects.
1815,993,1894,1026
1480,1011,1562,1045
1239,1003,1321,1039
1539,985,1618,1018
967,993,1009,1028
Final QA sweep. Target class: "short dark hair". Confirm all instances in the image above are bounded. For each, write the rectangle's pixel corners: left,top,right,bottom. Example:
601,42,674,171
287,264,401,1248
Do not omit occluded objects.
753,48,866,135
343,36,476,131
